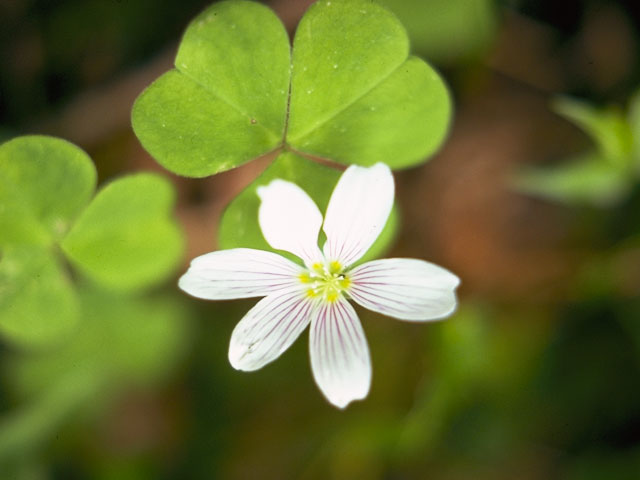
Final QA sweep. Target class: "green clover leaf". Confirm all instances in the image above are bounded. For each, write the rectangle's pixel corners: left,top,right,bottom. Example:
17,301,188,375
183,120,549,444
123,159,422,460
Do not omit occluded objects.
0,136,184,347
0,246,80,348
0,136,96,247
131,1,289,177
61,173,184,291
132,0,451,177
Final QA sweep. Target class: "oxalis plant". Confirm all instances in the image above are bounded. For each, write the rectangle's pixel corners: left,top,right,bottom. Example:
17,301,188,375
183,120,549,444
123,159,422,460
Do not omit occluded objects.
0,136,184,347
0,137,187,462
0,0,459,411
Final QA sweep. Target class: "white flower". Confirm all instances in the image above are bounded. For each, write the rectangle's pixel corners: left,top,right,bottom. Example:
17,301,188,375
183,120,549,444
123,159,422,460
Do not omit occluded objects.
179,163,460,408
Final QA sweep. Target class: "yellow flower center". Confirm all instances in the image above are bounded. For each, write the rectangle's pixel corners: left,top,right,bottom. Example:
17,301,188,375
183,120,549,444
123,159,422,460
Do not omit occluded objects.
299,261,351,303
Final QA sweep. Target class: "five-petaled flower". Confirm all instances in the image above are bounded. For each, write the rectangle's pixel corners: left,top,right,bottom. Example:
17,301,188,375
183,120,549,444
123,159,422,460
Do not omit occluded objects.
179,163,460,408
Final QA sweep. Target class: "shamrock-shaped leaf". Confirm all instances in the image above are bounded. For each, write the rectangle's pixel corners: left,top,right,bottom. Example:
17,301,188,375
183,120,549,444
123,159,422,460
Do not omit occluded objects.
218,152,398,264
132,0,451,177
0,136,184,347
61,173,184,291
0,136,95,346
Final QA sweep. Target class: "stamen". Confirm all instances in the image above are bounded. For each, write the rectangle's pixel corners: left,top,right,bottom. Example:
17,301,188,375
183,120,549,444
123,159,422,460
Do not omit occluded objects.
299,260,351,303
328,260,342,274
299,272,312,283
326,291,338,302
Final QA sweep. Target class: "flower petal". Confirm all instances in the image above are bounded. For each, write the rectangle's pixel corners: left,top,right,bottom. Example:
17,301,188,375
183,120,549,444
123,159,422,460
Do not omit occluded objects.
229,288,315,371
348,258,460,321
309,297,371,409
178,248,303,300
258,179,323,266
322,163,394,267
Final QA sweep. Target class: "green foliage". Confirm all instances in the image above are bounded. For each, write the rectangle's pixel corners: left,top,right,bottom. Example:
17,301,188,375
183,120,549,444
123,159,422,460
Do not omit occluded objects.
0,287,190,465
397,304,548,460
0,136,94,347
562,447,640,480
0,246,80,348
61,174,183,292
0,136,184,348
514,95,640,206
0,136,96,246
132,1,289,177
218,152,398,264
11,288,190,398
515,153,630,206
0,371,101,468
132,0,451,177
628,90,640,159
287,0,409,142
381,0,497,64
554,98,633,166
289,56,450,168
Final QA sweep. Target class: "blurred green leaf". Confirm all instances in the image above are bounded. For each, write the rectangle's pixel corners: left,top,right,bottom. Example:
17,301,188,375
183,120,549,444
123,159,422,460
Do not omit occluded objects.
0,373,101,466
554,97,634,166
0,245,79,348
0,288,190,464
132,1,289,177
11,288,190,399
0,180,49,248
218,152,398,264
381,0,496,64
0,136,185,348
513,154,630,206
398,306,488,456
626,89,640,163
0,462,47,480
398,304,549,461
92,291,190,385
0,136,96,245
437,306,491,381
133,0,451,177
618,301,640,365
562,447,640,480
61,173,183,292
